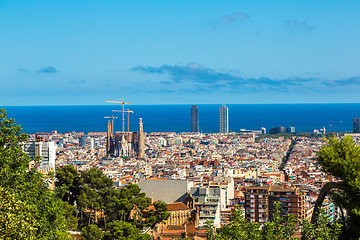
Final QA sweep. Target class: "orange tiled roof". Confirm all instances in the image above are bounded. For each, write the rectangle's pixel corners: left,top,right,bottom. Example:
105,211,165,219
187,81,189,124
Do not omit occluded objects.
167,202,190,211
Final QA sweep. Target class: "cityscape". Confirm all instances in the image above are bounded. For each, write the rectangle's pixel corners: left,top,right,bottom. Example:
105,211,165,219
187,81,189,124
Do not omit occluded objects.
2,1,360,239
12,100,360,239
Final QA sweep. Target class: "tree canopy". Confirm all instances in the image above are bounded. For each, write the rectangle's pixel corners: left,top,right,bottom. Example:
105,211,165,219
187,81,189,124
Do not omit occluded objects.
81,224,103,240
209,202,342,240
213,203,296,240
55,164,167,239
103,220,151,240
317,136,360,239
0,108,69,239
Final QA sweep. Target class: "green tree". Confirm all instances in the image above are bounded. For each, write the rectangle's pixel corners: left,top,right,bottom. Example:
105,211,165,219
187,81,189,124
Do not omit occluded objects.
55,164,165,231
213,204,298,240
0,187,37,240
62,201,78,230
102,188,133,223
55,165,81,204
0,109,29,186
80,168,113,226
317,136,360,238
104,184,151,224
261,202,297,240
81,167,113,191
0,109,69,239
301,209,342,240
145,201,170,228
103,220,151,240
55,166,154,229
81,224,103,240
215,205,261,240
121,184,151,211
205,220,215,240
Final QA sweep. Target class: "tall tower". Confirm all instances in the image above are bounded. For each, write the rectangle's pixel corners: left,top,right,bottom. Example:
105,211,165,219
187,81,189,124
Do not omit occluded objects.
220,105,229,133
191,105,199,132
106,120,113,155
138,118,145,157
353,118,360,133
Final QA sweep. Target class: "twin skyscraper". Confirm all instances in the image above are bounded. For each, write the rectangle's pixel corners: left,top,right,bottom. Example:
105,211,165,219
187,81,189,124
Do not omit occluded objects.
190,105,229,133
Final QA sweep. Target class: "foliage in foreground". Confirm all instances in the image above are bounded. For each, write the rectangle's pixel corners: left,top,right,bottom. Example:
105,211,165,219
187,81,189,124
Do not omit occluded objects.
0,109,69,239
317,136,360,239
81,224,103,240
301,209,342,240
206,203,342,240
56,165,169,232
103,220,152,240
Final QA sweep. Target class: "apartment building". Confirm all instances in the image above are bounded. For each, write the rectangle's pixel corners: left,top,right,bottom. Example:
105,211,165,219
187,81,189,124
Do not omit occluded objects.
23,140,56,171
245,185,270,223
189,177,234,227
245,184,307,223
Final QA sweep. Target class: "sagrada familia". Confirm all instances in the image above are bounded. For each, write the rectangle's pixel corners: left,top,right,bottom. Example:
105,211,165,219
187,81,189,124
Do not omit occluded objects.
106,118,145,158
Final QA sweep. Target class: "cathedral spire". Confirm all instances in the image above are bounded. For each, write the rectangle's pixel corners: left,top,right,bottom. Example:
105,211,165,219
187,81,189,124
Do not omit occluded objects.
138,118,145,158
106,120,112,155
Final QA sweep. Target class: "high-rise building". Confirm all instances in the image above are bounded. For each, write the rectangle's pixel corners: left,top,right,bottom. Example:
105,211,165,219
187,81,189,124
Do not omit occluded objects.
286,126,295,133
23,140,56,171
261,127,267,134
353,118,360,133
220,105,229,133
269,126,286,134
190,105,199,132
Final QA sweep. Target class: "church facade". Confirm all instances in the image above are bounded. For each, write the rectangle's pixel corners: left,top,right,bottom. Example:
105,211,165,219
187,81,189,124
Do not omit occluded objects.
106,118,145,158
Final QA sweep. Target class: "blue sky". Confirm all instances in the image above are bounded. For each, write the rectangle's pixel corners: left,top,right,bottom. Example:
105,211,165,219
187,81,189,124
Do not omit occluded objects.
1,0,360,105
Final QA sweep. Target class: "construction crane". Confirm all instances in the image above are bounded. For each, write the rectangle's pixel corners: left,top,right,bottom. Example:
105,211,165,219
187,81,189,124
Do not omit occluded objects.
125,109,134,133
104,116,117,135
106,98,130,132
113,109,133,132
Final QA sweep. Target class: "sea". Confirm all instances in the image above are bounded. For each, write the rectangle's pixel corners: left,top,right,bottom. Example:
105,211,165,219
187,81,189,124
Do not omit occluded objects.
1,104,360,134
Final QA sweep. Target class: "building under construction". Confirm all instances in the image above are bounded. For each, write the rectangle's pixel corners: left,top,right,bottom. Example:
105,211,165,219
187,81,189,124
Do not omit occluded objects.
106,118,145,158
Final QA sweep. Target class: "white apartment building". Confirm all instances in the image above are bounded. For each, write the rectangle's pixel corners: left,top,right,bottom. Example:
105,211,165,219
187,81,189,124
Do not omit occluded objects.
190,177,234,228
23,141,56,171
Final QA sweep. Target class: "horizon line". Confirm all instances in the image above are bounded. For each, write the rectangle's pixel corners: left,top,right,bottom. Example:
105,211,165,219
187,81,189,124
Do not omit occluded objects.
2,102,360,107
